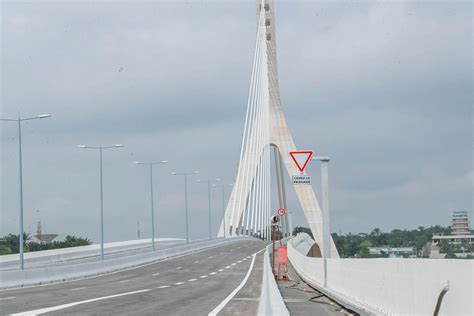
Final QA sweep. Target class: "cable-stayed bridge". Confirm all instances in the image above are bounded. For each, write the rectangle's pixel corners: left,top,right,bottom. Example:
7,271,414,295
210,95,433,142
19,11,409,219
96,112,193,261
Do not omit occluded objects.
218,0,339,259
0,0,472,315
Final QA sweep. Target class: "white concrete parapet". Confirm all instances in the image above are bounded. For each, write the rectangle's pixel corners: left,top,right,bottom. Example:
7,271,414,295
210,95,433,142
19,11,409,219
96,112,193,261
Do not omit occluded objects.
288,233,474,315
258,244,290,316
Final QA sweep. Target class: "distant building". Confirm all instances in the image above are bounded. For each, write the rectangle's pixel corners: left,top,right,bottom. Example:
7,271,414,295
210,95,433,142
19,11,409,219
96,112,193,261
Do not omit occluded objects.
369,247,415,256
451,210,470,235
432,234,473,245
34,221,58,244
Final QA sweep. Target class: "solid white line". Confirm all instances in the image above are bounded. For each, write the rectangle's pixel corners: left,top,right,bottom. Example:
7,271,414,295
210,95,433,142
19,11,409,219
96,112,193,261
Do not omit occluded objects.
157,285,169,289
69,287,86,291
174,282,185,285
208,253,257,316
119,280,129,283
0,296,15,300
188,279,197,282
11,289,151,315
152,273,160,276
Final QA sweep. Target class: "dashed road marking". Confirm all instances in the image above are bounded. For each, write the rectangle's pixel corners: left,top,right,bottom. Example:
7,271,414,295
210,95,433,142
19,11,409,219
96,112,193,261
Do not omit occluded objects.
225,266,231,269
237,260,242,263
199,275,207,279
174,282,185,285
208,256,213,259
0,297,15,301
208,252,258,316
119,280,129,283
176,267,182,270
218,269,224,272
152,273,160,276
188,278,197,282
194,261,199,264
231,263,237,266
69,287,86,291
157,285,170,289
210,272,217,275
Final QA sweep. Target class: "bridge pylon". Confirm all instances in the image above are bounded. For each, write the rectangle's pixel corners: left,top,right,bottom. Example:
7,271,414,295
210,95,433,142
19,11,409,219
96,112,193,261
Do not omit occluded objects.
218,0,339,258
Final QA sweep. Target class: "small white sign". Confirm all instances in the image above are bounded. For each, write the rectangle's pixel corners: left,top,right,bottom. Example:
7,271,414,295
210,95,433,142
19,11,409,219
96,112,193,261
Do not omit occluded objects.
292,175,311,185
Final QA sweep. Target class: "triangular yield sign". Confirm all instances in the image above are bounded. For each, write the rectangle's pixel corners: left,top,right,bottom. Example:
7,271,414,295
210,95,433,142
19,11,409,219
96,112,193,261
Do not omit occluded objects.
289,150,313,173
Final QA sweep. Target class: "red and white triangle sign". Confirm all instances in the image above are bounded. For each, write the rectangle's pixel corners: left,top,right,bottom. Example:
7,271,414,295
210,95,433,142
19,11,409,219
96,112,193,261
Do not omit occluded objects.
289,150,313,173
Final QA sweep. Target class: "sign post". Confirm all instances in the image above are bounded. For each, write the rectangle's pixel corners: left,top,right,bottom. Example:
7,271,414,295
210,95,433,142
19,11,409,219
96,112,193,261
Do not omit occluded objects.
270,215,280,277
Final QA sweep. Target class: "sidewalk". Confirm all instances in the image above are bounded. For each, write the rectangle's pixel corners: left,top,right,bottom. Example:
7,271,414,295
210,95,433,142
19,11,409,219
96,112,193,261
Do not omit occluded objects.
275,248,354,315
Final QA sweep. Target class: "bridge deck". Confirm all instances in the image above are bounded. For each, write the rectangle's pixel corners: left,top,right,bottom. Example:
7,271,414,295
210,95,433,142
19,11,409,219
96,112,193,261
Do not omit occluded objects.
0,240,268,315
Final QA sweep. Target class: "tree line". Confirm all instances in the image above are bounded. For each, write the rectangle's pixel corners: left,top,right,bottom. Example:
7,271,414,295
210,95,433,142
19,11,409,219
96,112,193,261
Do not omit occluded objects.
292,225,473,258
0,233,92,255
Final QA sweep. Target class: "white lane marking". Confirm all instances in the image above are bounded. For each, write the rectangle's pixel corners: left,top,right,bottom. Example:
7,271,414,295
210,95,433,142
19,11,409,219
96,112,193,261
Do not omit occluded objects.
176,266,182,270
119,280,129,283
218,269,224,272
208,252,258,316
199,275,207,279
174,282,185,285
0,239,245,293
157,285,170,289
194,260,200,264
225,266,231,269
208,256,213,259
69,287,86,291
209,272,217,275
237,260,242,263
0,297,15,301
188,279,197,282
152,272,160,276
231,263,237,266
11,289,151,315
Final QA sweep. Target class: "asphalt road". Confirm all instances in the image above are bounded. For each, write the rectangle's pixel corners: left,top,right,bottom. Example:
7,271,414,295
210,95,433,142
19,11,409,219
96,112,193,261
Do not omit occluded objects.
0,239,268,316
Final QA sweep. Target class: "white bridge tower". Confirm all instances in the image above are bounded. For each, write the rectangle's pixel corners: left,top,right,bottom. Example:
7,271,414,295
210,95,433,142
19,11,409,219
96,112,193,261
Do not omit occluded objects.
218,0,339,257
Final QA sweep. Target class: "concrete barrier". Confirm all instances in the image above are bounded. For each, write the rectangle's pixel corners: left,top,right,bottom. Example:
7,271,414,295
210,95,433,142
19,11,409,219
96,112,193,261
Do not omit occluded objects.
0,238,183,270
258,244,290,316
288,233,474,315
0,237,251,289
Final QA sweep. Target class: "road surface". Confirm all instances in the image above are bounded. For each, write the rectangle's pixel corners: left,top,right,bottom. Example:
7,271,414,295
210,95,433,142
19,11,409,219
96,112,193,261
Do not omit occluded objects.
0,239,268,315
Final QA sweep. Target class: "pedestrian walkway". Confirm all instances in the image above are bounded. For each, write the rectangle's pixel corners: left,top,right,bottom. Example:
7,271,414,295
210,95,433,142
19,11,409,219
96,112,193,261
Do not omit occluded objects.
276,255,354,315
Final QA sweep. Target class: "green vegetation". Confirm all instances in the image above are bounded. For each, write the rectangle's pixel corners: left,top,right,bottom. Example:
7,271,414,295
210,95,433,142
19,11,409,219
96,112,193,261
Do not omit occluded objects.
0,234,92,255
292,225,473,258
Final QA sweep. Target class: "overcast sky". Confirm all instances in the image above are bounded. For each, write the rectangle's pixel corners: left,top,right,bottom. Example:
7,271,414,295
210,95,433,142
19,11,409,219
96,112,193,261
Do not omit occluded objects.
1,0,472,243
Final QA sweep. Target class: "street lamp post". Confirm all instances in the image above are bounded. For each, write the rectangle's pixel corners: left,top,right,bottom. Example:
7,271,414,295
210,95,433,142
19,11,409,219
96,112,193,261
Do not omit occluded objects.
78,144,124,260
213,180,232,238
312,155,331,287
133,160,169,251
1,114,52,270
171,171,199,244
196,179,212,240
